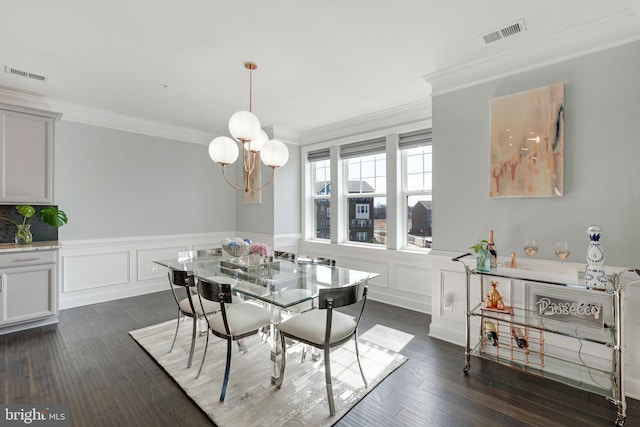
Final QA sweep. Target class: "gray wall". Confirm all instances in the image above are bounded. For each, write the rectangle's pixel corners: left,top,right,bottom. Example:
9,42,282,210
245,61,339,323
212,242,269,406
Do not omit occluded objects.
433,41,640,267
55,121,237,240
274,143,300,235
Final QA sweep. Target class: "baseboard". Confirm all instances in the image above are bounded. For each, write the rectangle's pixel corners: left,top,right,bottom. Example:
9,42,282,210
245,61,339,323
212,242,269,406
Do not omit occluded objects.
626,376,640,401
0,316,59,335
60,280,166,310
367,287,430,314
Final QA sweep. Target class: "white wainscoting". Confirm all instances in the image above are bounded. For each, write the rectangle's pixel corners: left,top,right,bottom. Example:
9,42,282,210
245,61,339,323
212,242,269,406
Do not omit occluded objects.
271,233,301,255
428,250,640,400
59,232,307,310
298,240,431,313
58,232,232,309
63,250,131,292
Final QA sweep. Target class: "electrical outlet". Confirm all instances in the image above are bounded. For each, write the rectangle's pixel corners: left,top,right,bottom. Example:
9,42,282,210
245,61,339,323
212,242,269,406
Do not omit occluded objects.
152,265,158,273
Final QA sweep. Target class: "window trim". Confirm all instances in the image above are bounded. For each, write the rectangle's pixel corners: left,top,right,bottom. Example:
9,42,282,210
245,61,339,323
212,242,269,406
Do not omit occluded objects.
401,144,432,250
344,152,387,247
310,158,331,241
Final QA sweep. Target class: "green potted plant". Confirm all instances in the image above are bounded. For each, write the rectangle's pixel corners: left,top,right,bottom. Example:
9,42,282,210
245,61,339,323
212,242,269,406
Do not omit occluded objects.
0,205,68,244
470,239,491,273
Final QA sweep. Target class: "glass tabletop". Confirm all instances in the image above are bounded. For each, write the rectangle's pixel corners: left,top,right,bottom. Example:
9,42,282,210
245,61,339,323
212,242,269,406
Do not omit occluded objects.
154,255,377,308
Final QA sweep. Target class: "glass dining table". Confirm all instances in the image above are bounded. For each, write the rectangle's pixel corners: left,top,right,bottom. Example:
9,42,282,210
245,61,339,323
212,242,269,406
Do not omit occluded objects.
153,254,378,383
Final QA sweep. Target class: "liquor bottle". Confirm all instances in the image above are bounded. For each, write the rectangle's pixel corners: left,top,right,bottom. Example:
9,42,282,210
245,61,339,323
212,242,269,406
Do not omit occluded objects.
485,321,498,346
488,229,498,268
511,327,528,350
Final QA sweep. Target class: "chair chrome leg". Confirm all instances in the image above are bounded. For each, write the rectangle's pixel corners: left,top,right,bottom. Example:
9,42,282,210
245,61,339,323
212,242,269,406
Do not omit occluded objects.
236,339,248,354
276,333,287,388
169,308,181,353
187,315,197,368
196,330,210,379
354,335,368,388
220,338,232,402
198,316,208,336
311,348,322,361
324,346,335,416
260,326,268,342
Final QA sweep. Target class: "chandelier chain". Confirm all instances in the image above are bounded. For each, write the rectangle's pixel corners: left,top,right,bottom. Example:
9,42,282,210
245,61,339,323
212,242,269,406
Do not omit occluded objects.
245,61,257,113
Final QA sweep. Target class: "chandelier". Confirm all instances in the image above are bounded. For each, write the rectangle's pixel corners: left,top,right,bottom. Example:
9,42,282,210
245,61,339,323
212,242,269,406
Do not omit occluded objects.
208,62,289,192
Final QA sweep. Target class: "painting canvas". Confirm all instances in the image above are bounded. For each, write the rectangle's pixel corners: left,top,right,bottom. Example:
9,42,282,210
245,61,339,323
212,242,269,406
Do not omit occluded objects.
489,83,564,198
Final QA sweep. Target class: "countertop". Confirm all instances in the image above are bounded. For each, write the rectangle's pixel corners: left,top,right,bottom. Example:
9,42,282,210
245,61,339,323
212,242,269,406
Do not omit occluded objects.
0,241,61,253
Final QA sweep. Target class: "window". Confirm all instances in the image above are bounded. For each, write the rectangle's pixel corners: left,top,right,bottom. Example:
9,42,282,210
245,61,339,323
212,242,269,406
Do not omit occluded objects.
304,128,432,250
343,138,386,245
401,130,432,249
355,204,369,217
309,150,331,240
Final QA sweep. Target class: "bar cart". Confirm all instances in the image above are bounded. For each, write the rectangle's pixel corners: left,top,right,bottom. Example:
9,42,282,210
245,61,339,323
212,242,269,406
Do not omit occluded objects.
452,252,640,426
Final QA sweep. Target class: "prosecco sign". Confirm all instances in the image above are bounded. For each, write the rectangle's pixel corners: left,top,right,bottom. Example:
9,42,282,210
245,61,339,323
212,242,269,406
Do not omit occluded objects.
534,294,604,328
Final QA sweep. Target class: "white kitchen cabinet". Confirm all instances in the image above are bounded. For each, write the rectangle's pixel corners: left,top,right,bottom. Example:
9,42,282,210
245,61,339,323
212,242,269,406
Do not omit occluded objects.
0,103,61,204
0,248,58,330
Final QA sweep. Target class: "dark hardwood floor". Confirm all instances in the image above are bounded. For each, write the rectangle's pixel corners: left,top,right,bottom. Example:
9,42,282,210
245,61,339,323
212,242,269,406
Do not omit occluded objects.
1,291,637,426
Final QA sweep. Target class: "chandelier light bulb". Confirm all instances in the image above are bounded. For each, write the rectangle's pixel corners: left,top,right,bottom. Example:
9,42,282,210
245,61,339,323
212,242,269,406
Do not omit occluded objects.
248,129,269,152
228,110,261,142
209,136,239,165
261,139,289,168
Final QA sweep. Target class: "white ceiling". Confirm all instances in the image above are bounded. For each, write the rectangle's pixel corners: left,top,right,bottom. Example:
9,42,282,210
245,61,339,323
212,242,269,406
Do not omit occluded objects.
0,0,637,141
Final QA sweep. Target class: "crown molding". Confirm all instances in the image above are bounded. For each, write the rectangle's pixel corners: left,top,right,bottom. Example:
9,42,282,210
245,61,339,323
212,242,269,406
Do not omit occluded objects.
299,98,432,145
424,7,640,96
0,88,213,145
0,101,61,120
263,125,301,145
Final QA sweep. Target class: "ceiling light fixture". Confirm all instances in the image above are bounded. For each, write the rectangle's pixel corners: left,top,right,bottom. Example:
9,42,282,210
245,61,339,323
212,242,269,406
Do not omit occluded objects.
208,62,289,192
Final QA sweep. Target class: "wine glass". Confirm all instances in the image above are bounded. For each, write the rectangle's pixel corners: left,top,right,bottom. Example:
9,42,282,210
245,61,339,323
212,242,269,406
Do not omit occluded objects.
523,240,538,258
554,241,570,262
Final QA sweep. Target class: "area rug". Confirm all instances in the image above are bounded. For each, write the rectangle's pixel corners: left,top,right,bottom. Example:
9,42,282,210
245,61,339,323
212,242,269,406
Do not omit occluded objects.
130,319,407,426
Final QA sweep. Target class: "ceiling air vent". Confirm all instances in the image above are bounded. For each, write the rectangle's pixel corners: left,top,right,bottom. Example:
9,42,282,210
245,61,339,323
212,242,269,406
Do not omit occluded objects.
4,65,48,82
481,19,526,45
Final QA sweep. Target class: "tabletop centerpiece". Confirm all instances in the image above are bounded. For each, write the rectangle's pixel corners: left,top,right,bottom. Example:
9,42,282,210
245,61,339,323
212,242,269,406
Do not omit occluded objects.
221,237,252,259
249,242,270,265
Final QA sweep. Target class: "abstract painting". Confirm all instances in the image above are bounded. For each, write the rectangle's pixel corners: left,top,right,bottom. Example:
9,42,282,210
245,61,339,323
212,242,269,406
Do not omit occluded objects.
489,83,564,198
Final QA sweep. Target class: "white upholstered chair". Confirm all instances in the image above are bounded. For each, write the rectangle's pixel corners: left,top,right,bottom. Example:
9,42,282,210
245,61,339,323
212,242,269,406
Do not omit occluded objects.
196,276,271,402
167,268,220,368
276,279,369,416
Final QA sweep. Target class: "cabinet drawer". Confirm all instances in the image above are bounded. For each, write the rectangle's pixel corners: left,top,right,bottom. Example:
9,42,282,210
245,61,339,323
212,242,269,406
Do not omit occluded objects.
0,250,56,268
